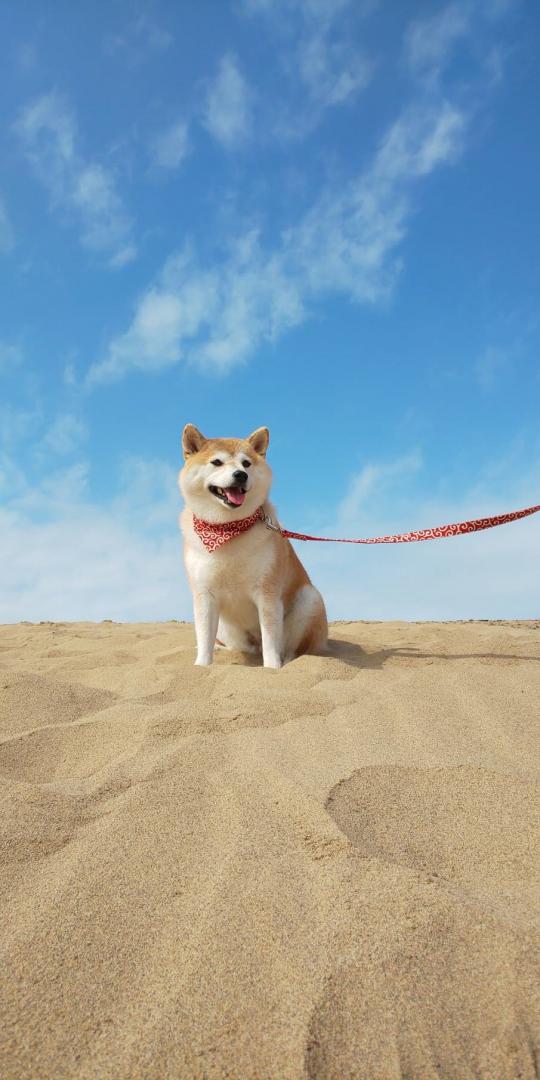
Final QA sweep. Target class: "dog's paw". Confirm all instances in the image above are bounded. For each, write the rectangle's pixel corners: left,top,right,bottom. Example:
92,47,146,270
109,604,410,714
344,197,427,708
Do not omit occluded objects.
194,657,213,667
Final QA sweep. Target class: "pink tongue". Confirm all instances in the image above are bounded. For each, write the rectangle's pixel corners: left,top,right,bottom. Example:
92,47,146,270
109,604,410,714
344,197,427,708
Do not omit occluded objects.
224,487,246,506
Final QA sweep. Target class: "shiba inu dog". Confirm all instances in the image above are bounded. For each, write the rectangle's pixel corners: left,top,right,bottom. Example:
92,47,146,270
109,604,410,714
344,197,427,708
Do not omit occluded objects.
179,424,328,668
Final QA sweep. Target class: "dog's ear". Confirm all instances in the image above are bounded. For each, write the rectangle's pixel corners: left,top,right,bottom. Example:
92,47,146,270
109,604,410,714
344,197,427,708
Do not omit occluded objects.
182,424,207,458
247,427,270,457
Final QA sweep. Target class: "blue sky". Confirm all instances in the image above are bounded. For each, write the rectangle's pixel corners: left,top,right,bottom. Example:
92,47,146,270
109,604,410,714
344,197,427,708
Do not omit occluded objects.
1,0,539,622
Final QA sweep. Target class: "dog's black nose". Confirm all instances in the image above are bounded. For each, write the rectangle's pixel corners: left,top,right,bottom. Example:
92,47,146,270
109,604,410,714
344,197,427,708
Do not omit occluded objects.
232,470,248,484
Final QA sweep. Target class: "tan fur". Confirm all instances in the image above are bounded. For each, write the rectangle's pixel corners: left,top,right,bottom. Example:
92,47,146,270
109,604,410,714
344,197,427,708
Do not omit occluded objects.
179,424,328,669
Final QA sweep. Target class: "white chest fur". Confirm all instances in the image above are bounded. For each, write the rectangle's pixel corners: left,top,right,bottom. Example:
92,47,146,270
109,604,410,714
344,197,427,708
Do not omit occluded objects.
182,504,277,603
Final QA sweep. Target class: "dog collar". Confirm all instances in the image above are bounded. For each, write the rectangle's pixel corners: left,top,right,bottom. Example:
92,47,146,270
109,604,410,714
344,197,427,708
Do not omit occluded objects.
192,506,266,552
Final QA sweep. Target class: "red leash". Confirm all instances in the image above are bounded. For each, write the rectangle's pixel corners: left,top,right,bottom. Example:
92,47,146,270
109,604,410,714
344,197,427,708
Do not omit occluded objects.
262,502,540,546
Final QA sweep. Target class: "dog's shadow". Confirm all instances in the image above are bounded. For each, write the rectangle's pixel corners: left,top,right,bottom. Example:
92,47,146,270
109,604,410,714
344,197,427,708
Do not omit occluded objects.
324,635,384,669
217,636,539,670
327,637,540,671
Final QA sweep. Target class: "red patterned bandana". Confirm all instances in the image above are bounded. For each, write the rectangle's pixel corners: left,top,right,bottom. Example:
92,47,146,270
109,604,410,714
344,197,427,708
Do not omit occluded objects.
192,507,264,553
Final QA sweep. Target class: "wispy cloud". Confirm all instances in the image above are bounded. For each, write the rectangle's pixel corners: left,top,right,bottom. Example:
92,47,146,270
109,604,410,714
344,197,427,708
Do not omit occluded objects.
87,255,221,383
1,400,87,463
0,457,188,622
203,54,252,148
475,344,512,390
0,404,38,448
17,41,38,72
104,14,172,64
242,0,359,21
405,3,471,80
373,100,465,179
88,99,466,384
0,342,23,374
298,32,373,110
0,196,15,253
39,414,88,456
150,119,190,170
302,445,540,620
481,0,522,19
242,0,375,133
14,92,136,267
337,452,423,527
404,0,519,86
71,163,135,264
15,93,76,189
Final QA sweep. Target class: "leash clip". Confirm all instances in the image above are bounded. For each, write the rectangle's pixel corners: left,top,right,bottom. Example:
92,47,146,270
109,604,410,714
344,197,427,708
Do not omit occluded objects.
260,509,282,533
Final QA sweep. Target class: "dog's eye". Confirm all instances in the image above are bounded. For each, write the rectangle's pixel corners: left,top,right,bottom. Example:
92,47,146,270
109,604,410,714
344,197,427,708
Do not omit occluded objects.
210,459,223,467
241,460,251,468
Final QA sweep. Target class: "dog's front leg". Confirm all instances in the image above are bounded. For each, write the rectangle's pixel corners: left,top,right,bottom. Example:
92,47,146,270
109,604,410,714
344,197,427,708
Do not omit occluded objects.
256,595,283,670
193,590,219,666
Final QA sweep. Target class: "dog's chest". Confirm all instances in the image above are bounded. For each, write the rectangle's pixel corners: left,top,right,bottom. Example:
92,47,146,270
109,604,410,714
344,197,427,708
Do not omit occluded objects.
185,525,276,601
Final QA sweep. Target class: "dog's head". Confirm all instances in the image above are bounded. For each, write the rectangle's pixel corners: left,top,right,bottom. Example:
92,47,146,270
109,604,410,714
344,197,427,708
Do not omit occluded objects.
179,424,272,523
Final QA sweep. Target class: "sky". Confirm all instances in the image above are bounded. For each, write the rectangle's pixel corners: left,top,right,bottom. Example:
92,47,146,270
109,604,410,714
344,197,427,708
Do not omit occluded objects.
1,0,539,623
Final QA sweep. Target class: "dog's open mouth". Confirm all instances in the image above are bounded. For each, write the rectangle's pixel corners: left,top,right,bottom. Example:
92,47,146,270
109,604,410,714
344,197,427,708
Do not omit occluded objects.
209,484,247,508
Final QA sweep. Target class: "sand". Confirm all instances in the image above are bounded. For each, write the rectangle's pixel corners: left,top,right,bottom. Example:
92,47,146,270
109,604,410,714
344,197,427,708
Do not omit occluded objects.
1,619,539,1079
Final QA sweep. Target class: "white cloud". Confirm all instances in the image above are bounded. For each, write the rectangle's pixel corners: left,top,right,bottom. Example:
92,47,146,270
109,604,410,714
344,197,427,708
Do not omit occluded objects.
299,449,540,621
63,360,77,387
70,163,134,259
87,233,305,384
0,455,27,502
203,54,252,148
0,196,15,253
242,0,374,129
404,1,520,84
0,458,189,623
475,345,511,390
151,119,190,170
88,277,211,384
15,92,76,187
373,100,466,180
0,404,37,447
298,32,373,108
405,3,471,79
0,342,23,374
14,92,136,267
337,453,423,527
39,414,88,456
242,0,354,19
0,509,188,623
109,243,137,269
88,99,466,384
17,41,38,72
481,0,521,19
104,15,172,63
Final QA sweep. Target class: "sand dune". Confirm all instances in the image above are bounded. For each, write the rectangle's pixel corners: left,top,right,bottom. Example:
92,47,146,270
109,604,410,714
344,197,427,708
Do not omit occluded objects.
1,620,539,1078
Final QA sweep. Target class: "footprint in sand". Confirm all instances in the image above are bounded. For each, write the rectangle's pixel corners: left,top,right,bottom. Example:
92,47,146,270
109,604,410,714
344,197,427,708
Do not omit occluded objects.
326,764,540,885
309,765,540,1077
